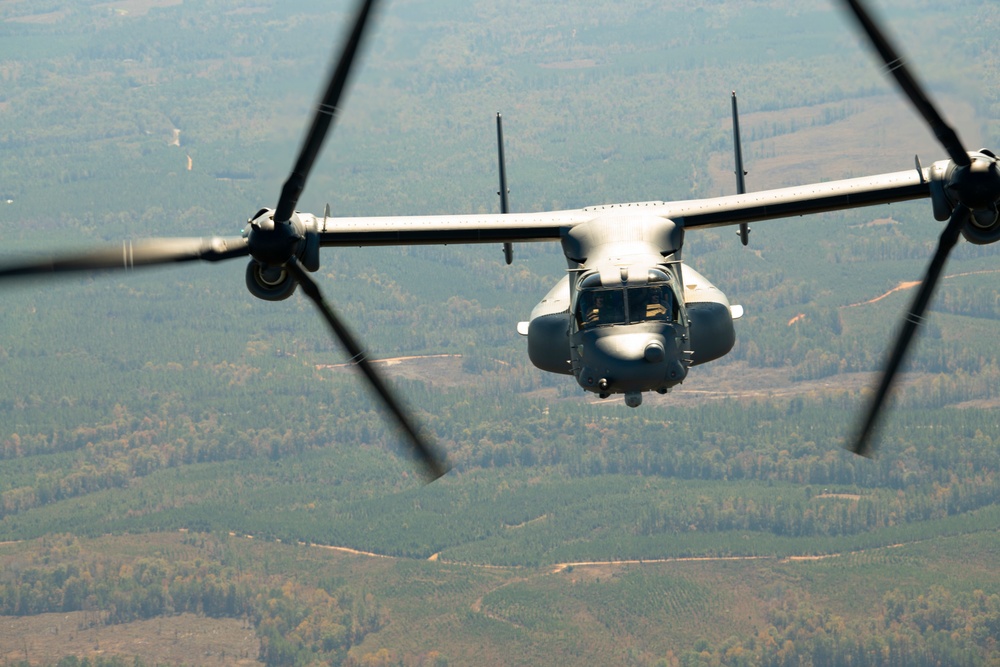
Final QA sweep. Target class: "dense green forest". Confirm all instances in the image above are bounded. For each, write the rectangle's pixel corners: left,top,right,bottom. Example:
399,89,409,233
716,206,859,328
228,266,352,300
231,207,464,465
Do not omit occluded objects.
1,0,999,665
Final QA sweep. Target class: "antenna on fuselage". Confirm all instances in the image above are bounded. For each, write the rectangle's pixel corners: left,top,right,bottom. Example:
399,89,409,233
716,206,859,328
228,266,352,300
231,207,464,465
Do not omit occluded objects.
496,112,514,264
731,91,750,246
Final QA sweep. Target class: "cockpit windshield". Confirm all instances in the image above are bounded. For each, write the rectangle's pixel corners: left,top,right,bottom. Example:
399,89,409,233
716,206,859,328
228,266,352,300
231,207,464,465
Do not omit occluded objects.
576,268,678,329
627,284,673,324
576,289,626,328
575,273,676,329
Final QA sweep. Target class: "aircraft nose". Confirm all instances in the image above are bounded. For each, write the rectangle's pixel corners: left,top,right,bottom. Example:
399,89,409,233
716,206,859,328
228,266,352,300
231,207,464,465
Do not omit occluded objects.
593,332,666,363
581,331,687,394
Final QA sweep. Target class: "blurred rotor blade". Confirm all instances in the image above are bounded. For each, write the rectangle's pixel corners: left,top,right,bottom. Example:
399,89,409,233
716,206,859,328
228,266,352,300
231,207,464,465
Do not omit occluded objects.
851,205,969,457
840,0,970,167
0,236,249,281
285,258,449,481
274,0,379,224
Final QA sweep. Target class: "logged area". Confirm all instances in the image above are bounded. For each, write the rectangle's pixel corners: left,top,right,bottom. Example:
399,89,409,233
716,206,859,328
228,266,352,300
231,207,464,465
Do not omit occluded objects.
1,612,259,666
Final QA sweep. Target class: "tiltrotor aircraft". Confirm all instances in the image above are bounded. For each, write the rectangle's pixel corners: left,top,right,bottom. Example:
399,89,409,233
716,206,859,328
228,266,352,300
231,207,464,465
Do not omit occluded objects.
3,0,998,480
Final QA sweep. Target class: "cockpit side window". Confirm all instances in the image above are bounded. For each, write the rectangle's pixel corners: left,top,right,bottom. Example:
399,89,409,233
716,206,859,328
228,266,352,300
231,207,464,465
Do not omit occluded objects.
576,289,625,328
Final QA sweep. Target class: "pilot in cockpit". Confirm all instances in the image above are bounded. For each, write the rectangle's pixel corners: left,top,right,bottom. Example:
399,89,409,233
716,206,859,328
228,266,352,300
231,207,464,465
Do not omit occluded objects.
586,294,606,325
645,288,668,320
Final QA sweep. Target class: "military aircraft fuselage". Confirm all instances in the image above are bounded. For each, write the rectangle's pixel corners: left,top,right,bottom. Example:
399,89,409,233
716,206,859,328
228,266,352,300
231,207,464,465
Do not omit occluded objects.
521,212,739,406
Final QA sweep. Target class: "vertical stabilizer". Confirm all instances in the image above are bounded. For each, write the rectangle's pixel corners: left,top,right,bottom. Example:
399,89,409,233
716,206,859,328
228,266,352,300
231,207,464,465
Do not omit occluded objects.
497,112,513,264
731,92,750,246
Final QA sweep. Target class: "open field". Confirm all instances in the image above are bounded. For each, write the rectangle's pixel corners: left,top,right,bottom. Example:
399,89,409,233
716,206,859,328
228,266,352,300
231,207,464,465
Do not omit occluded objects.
3,530,997,666
1,612,260,667
705,94,982,193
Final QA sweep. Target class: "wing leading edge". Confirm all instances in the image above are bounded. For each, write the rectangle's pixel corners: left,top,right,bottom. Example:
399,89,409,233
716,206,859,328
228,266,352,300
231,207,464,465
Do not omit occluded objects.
671,167,932,230
315,210,587,247
312,164,936,248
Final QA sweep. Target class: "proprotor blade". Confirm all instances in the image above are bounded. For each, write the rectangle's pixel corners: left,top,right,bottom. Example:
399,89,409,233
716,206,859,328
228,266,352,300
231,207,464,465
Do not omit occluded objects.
840,0,970,168
0,236,248,281
284,258,450,481
274,0,380,225
851,205,969,457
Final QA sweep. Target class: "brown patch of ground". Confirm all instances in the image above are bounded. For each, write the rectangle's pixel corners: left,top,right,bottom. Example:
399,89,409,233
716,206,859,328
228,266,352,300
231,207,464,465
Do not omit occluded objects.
950,397,1000,409
0,612,261,666
651,363,873,406
95,0,182,17
550,555,773,576
5,9,69,23
311,544,394,559
225,6,269,15
853,217,900,227
505,514,548,529
318,354,469,387
540,59,598,69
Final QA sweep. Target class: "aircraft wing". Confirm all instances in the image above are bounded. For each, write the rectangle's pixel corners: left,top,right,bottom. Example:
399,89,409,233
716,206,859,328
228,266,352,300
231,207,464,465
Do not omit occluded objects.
316,209,589,247
668,167,932,229
315,165,935,247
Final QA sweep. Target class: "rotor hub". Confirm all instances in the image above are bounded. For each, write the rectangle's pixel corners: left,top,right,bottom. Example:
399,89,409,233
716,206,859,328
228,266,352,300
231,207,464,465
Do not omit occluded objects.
946,153,1000,213
246,209,305,267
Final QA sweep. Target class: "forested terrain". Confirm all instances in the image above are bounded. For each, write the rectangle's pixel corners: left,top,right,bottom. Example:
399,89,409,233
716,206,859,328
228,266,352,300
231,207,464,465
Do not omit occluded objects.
1,0,999,665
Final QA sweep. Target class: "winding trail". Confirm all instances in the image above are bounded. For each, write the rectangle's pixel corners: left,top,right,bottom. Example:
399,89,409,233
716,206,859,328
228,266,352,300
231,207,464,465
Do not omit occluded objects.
844,269,1000,309
316,353,460,370
221,530,919,574
845,281,921,308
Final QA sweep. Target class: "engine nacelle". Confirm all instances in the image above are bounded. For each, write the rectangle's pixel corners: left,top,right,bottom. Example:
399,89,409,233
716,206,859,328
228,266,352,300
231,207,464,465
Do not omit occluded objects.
527,312,573,375
686,301,736,366
245,261,297,301
929,153,1000,244
962,208,1000,245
